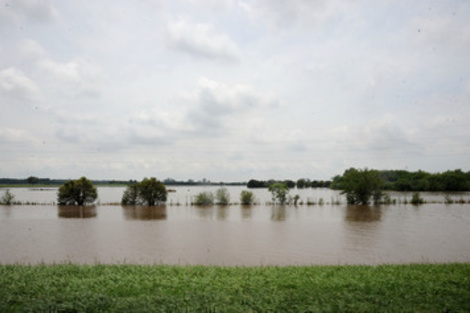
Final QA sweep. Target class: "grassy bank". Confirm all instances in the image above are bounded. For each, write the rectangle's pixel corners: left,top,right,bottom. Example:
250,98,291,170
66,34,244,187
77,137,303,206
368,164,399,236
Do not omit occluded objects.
1,264,469,312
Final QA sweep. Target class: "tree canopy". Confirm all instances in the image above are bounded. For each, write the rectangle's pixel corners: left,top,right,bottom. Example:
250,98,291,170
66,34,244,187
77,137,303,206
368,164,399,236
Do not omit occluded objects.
269,182,290,205
57,177,98,205
121,177,167,206
339,168,384,205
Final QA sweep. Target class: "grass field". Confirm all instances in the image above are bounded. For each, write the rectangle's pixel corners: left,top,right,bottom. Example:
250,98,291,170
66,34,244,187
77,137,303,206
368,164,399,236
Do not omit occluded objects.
1,263,469,312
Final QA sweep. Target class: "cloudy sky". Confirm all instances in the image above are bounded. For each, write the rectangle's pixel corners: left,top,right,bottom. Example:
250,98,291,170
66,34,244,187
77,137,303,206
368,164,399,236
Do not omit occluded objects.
1,0,469,182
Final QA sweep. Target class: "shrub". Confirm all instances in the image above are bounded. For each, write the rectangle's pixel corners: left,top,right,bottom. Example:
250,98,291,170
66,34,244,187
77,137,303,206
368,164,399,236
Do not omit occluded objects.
411,192,424,205
1,189,15,205
240,190,255,205
215,187,230,205
269,182,289,205
194,191,214,206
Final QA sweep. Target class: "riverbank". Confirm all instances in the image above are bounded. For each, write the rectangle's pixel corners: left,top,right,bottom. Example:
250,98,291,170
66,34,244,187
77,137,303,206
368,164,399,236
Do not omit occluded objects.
1,264,469,312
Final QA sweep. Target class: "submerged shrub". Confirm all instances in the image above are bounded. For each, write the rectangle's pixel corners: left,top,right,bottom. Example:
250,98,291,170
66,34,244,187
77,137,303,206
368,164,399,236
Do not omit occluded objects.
411,192,424,205
240,190,255,205
444,195,454,204
215,187,230,205
194,191,214,206
1,189,15,205
269,182,289,205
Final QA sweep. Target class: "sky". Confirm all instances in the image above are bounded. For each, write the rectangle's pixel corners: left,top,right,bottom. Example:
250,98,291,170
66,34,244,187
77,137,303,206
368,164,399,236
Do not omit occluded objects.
1,0,469,182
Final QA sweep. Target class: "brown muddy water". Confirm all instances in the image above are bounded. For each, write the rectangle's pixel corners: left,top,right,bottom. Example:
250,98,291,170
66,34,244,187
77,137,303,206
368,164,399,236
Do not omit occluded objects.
0,187,469,265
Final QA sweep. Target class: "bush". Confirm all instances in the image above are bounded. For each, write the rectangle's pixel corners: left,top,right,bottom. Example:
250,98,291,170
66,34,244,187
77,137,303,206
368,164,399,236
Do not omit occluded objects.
1,189,15,205
215,187,230,205
269,182,289,205
194,191,214,206
58,177,97,205
240,190,255,205
411,192,424,205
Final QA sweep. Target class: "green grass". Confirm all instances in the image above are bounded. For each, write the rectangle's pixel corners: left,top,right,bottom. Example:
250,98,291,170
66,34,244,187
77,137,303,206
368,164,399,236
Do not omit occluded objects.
1,264,469,312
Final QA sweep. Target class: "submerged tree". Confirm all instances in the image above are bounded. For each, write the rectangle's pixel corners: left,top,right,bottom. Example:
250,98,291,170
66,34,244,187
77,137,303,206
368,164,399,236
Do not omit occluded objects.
57,177,98,205
269,182,290,205
121,177,167,206
1,189,15,205
341,168,384,205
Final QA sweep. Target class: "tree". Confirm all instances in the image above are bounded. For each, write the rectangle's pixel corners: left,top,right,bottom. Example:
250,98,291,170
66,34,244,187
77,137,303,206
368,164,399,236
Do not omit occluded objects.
215,187,230,205
296,178,307,189
269,182,289,204
57,177,98,205
240,190,255,205
341,168,384,205
121,177,167,206
121,184,139,205
1,189,15,205
27,176,39,185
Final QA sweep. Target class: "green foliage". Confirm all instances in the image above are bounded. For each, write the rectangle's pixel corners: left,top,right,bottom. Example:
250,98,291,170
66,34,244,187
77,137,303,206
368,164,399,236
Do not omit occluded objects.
341,168,384,205
1,189,15,205
1,264,469,312
121,184,139,205
193,191,214,206
269,182,289,204
296,178,307,188
411,192,424,205
334,169,470,192
26,176,39,184
57,177,98,205
240,190,255,205
215,187,230,205
121,178,167,206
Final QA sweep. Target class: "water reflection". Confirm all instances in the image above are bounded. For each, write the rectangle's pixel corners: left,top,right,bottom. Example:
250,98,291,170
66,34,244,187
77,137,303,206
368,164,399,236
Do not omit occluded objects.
194,206,214,219
194,206,229,220
217,205,229,220
345,205,382,222
271,205,287,221
58,206,97,218
122,206,167,220
240,205,253,220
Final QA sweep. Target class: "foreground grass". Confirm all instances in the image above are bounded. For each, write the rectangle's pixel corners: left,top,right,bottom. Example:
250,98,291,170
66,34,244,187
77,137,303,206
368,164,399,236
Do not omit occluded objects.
1,264,469,312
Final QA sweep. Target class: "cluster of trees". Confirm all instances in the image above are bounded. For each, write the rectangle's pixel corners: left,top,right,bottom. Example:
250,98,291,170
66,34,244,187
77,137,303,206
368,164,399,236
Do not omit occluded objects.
192,188,256,206
0,177,67,185
163,178,246,186
57,177,168,206
332,169,470,192
247,179,331,189
121,178,167,205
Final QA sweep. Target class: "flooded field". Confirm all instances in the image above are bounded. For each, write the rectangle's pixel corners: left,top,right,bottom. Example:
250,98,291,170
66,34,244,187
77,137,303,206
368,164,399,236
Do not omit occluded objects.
1,187,469,265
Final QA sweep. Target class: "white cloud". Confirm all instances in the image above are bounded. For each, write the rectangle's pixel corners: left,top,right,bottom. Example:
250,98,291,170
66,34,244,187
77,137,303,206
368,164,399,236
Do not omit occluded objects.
0,67,42,103
167,18,241,61
0,0,58,28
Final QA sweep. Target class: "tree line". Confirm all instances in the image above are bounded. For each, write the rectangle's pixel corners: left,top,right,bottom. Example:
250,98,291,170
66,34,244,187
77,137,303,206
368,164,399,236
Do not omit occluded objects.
247,179,331,189
331,169,470,192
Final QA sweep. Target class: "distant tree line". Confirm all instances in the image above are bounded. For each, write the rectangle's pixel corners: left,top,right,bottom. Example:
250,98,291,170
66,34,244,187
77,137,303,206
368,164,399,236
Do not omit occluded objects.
247,179,331,189
0,177,246,187
331,169,470,192
163,178,246,186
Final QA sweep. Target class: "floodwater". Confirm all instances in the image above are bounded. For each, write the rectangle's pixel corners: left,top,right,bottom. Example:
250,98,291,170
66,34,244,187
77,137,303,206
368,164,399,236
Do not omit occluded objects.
0,187,469,266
